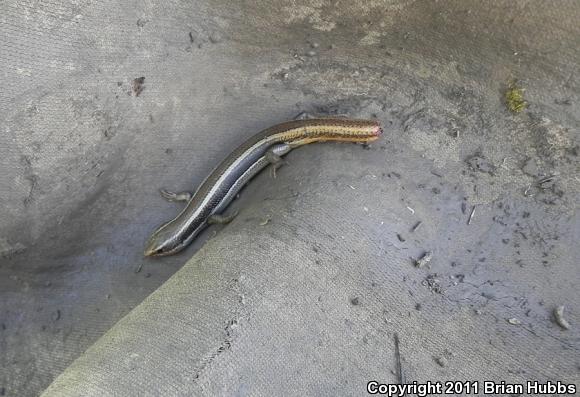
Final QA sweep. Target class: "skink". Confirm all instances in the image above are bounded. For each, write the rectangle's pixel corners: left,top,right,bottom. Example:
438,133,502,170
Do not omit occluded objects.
144,118,382,257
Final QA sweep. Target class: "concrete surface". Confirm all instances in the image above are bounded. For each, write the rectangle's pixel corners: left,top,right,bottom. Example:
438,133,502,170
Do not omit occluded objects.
1,0,579,396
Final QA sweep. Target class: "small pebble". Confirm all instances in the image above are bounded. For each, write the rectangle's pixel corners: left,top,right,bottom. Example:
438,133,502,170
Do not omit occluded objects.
209,32,222,43
415,251,433,268
507,317,521,325
350,297,360,306
131,77,145,97
434,356,448,367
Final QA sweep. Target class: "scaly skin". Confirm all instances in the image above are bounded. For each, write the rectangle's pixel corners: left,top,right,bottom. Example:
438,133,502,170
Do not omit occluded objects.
144,118,382,257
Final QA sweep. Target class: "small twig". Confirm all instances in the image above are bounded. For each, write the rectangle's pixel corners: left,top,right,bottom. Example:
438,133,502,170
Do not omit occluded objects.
467,206,476,225
554,306,570,330
536,175,557,189
500,157,508,170
394,333,404,384
411,221,422,233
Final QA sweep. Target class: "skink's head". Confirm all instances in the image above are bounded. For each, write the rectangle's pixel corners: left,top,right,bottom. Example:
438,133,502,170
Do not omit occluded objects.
144,220,186,257
145,213,207,257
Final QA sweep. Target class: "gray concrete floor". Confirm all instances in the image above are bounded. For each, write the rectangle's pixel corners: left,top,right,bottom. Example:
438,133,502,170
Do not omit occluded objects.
1,1,579,395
